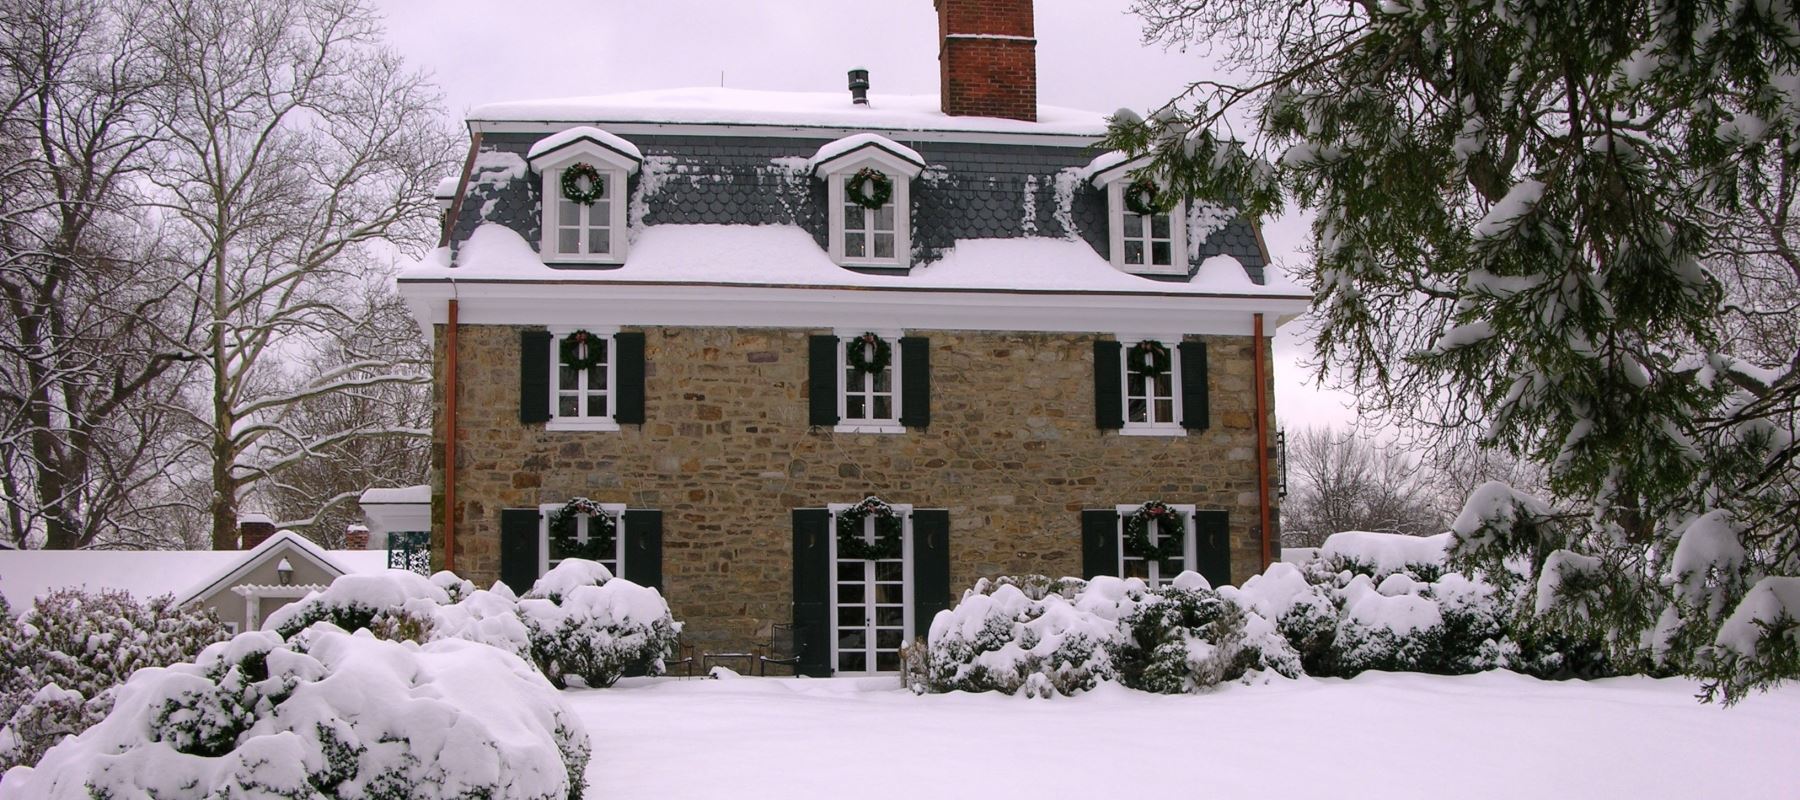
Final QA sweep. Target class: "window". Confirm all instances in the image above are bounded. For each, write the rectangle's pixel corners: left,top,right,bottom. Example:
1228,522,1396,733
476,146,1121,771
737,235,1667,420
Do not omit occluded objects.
837,331,903,433
1116,503,1196,588
1106,181,1188,274
547,327,618,431
525,127,642,265
539,501,626,577
809,134,924,269
1118,336,1185,436
827,501,913,674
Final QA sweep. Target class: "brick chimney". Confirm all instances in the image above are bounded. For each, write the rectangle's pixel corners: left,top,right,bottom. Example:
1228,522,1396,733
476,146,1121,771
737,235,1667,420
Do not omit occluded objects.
345,524,371,550
935,0,1037,121
238,513,276,550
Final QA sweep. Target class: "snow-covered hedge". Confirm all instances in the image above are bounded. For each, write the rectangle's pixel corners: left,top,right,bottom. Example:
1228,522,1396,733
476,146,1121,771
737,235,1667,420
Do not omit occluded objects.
0,590,228,773
267,560,679,689
0,626,590,800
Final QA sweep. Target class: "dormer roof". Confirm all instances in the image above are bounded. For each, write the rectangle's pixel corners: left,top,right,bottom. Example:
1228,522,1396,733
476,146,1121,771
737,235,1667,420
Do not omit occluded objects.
808,134,926,178
525,126,643,173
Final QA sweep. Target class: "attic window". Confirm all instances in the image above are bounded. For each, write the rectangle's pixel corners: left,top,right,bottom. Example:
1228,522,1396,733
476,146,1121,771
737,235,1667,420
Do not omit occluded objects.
809,134,925,269
1086,152,1189,276
527,127,643,265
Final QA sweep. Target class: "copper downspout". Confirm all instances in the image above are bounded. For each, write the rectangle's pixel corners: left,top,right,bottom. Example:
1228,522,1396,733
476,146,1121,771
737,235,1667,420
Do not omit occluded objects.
439,130,481,573
1253,313,1272,570
444,298,459,573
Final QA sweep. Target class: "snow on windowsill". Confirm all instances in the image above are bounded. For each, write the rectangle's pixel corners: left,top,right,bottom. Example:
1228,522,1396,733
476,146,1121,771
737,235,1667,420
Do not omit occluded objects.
408,223,1308,299
546,418,622,433
1119,424,1188,437
834,423,905,435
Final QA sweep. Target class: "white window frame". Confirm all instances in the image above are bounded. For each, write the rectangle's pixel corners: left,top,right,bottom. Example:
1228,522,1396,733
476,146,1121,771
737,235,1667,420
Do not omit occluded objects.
1114,502,1198,588
538,501,627,578
527,133,640,265
828,170,911,268
826,501,914,676
1105,180,1188,276
834,328,904,434
1116,333,1187,437
545,325,620,432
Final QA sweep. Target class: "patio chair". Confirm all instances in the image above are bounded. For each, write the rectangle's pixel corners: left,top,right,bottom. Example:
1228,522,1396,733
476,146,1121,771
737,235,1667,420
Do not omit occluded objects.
664,634,695,678
757,622,806,676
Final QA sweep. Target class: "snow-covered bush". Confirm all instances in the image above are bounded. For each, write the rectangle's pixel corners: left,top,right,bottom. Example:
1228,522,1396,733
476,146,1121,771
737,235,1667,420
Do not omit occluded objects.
1321,531,1453,582
0,626,590,800
524,559,613,604
924,576,1128,697
267,569,451,639
426,585,533,663
1112,575,1301,692
1703,577,1800,704
519,573,681,689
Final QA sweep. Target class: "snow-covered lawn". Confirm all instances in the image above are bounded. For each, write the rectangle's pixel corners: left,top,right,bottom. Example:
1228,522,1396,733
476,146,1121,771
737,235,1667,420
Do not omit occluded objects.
574,672,1799,799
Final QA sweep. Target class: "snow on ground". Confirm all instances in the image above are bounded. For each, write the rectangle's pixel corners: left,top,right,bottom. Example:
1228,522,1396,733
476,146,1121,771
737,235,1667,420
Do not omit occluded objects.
570,672,1799,799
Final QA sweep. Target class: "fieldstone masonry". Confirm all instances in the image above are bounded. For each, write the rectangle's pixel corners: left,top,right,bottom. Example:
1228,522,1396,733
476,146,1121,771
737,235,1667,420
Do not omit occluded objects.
433,323,1280,651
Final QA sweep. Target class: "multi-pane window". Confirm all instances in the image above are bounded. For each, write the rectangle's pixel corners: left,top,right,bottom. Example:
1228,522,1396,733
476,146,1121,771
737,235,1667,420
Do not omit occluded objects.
539,503,625,577
840,335,900,425
551,333,612,422
842,197,897,261
1122,209,1175,269
831,505,911,674
1117,504,1195,588
1124,341,1179,427
554,171,613,258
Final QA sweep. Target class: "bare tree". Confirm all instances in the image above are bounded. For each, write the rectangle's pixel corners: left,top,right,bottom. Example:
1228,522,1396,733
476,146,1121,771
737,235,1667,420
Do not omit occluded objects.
0,0,201,548
141,0,455,548
1280,427,1444,546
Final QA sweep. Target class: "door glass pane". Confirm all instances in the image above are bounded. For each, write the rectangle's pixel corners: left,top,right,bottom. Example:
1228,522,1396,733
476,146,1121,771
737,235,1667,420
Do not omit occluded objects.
877,629,903,649
840,651,867,672
875,584,904,604
838,606,865,628
838,585,864,604
876,651,899,672
876,607,904,627
875,562,903,581
837,562,864,581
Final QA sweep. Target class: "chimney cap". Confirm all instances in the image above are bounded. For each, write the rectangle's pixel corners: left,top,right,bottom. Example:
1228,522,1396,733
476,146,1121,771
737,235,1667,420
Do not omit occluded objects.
848,68,870,105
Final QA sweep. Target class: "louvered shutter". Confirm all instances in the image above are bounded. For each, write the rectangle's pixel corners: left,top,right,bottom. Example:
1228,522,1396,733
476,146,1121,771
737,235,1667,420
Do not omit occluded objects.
614,331,646,424
808,335,839,427
519,331,552,424
1093,340,1123,429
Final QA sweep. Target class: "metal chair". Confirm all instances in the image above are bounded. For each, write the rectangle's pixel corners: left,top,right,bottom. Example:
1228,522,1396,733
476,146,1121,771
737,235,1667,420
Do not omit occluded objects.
664,635,695,678
757,622,806,676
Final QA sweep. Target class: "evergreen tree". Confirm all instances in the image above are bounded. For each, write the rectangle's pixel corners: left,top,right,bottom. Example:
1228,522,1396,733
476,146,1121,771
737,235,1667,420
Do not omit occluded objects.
1108,0,1800,700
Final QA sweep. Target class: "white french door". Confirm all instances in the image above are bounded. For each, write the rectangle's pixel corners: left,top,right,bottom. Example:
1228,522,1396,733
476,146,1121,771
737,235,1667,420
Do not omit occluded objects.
829,509,912,675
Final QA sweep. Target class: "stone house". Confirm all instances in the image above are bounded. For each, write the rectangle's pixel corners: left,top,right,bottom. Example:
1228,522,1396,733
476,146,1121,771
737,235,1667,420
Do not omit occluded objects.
400,0,1308,675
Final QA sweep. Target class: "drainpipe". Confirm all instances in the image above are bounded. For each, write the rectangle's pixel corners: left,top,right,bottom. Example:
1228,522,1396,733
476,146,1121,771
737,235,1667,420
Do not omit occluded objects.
1253,313,1272,570
444,296,459,573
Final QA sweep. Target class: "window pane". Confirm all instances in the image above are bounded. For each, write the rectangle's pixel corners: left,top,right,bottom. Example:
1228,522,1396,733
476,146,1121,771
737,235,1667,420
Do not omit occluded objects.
1123,559,1150,580
1125,241,1144,265
1152,213,1171,238
1154,373,1173,397
844,206,866,231
845,232,865,257
588,365,607,389
873,233,894,259
1152,241,1172,265
873,396,892,419
1124,214,1143,238
587,393,608,417
558,395,579,417
560,201,580,225
560,363,579,383
1129,397,1148,423
558,228,580,253
874,205,894,231
590,229,611,254
1155,398,1174,422
872,368,891,393
846,395,867,419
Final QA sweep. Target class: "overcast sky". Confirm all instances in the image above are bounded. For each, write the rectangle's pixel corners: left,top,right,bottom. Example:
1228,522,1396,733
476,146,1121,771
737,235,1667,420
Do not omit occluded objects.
375,0,1363,430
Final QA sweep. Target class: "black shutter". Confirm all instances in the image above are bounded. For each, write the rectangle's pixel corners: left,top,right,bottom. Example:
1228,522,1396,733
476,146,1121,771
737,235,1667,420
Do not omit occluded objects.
808,335,839,427
499,508,541,596
622,509,662,590
1179,340,1210,431
1093,340,1123,429
911,509,951,645
1195,509,1231,589
792,509,833,677
1081,509,1120,580
899,336,931,428
614,331,646,425
519,330,552,424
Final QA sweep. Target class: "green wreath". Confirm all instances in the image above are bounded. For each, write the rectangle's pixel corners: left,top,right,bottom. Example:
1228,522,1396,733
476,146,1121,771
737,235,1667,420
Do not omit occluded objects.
549,497,617,562
846,167,893,210
1124,177,1172,215
846,332,891,375
836,496,903,560
1123,501,1185,567
560,162,606,205
1127,340,1171,377
560,330,604,371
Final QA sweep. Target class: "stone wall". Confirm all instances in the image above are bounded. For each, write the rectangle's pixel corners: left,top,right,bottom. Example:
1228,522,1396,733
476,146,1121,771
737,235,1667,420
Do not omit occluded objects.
432,324,1280,651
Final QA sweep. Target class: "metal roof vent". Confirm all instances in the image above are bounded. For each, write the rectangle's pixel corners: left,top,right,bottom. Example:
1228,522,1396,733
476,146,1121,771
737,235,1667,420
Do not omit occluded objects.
848,68,870,105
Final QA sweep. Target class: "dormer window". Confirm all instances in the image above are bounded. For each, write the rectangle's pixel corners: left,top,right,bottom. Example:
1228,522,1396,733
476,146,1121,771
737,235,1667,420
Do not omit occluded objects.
527,126,643,265
1086,152,1189,276
810,134,925,269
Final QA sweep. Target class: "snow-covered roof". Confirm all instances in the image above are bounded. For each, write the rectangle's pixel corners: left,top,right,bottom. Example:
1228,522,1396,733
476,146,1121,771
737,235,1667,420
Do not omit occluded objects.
808,133,926,175
405,223,1306,298
360,485,431,505
469,87,1109,137
524,125,644,170
0,534,390,615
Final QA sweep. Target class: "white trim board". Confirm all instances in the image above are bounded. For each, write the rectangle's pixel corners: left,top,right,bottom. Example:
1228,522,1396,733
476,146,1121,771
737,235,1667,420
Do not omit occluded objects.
401,280,1306,338
469,120,1102,149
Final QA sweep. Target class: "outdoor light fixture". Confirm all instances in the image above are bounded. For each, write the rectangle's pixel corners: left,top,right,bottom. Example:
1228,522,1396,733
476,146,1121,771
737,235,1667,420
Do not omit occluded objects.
276,557,294,586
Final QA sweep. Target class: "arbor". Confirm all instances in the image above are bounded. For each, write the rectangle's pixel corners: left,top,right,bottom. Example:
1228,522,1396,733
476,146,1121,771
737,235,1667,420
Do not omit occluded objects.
1113,0,1800,697
142,0,453,548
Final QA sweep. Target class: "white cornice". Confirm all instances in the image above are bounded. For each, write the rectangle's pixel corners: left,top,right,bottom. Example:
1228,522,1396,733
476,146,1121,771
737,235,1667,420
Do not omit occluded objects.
402,279,1307,338
469,120,1101,148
